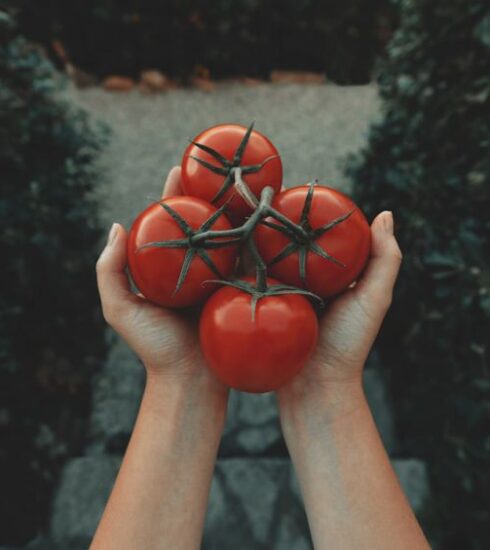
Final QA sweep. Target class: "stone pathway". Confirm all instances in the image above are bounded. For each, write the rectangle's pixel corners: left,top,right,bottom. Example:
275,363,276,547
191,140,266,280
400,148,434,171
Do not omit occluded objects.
41,82,429,549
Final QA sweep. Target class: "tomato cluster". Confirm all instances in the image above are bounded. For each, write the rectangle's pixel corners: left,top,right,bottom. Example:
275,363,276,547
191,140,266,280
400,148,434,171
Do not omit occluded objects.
127,123,371,393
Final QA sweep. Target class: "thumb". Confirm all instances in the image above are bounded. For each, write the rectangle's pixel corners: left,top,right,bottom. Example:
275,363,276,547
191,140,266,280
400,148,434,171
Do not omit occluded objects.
353,211,403,315
96,223,137,326
162,166,183,198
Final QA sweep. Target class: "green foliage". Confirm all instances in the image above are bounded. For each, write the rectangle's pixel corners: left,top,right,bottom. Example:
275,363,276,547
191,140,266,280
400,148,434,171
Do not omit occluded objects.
18,0,396,84
347,0,490,547
0,5,107,544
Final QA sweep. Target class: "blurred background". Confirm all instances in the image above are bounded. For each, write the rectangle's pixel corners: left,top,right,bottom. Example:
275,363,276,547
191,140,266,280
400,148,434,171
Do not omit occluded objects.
1,0,488,548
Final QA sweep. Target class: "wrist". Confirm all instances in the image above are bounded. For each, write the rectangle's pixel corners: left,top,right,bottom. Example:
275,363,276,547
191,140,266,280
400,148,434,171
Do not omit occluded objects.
144,368,229,425
277,375,366,433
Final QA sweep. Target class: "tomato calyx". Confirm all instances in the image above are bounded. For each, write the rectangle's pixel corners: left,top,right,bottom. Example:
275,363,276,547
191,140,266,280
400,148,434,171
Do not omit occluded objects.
203,278,323,321
137,201,238,295
187,121,280,205
135,181,352,304
267,182,355,285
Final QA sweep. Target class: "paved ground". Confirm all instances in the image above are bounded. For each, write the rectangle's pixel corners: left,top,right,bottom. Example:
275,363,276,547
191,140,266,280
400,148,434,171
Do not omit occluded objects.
70,81,379,228
37,82,429,549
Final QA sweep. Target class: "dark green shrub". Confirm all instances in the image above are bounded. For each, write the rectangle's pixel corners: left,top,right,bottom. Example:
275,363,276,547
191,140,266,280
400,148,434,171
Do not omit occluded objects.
0,5,107,544
347,0,489,547
17,0,397,84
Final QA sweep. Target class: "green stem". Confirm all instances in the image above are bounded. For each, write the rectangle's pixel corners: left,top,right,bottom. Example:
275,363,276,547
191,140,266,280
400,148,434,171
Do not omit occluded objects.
266,207,309,240
247,235,268,293
233,166,259,209
190,185,275,245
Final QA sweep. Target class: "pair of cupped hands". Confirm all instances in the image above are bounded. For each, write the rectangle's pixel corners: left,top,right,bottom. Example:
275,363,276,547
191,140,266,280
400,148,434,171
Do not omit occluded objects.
96,166,402,402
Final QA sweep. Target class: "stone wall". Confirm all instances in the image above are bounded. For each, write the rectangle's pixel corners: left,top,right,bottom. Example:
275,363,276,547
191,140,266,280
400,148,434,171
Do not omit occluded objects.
44,336,428,549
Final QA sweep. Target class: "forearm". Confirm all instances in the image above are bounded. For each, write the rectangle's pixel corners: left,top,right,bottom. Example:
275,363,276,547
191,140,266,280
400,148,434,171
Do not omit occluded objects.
91,371,228,550
278,379,429,550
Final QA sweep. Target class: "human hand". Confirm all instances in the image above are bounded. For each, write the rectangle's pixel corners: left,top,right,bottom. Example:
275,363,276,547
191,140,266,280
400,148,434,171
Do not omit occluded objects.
277,211,402,408
95,166,226,395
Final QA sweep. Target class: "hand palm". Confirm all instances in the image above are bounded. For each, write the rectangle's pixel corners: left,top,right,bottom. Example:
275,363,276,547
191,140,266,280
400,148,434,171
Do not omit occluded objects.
96,167,213,382
118,296,204,375
280,210,401,394
294,289,384,391
97,167,401,393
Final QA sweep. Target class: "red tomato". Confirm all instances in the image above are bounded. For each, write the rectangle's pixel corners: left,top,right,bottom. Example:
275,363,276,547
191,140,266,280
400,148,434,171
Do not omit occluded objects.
254,185,371,297
181,123,282,224
199,277,318,393
127,196,238,308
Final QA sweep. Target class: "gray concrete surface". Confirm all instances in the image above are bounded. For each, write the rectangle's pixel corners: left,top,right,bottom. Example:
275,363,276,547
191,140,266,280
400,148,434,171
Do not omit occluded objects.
69,81,379,228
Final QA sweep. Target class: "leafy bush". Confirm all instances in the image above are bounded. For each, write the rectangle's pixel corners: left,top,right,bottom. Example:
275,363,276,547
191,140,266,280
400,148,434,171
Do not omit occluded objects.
0,5,106,544
18,0,397,84
347,0,490,547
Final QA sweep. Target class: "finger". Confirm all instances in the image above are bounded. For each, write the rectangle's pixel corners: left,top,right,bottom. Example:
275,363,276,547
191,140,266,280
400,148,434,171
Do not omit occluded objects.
162,166,183,198
353,211,403,312
96,223,137,325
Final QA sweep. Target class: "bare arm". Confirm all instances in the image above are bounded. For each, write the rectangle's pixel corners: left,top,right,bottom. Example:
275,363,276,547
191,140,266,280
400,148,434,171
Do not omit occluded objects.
277,211,430,549
91,168,228,549
90,372,226,550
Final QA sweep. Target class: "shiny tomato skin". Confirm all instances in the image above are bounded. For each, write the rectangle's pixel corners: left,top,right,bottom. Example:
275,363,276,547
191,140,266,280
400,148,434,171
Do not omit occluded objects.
199,277,318,393
255,186,371,297
127,197,238,308
181,124,282,224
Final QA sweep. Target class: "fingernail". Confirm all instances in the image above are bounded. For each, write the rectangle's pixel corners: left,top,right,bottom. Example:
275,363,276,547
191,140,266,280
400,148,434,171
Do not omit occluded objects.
107,223,118,245
384,211,394,234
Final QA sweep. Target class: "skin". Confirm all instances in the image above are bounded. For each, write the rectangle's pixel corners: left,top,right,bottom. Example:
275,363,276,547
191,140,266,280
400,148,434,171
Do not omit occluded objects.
276,211,430,549
92,166,429,549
